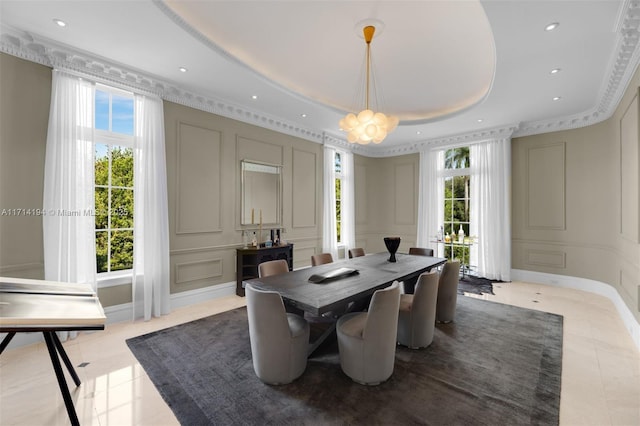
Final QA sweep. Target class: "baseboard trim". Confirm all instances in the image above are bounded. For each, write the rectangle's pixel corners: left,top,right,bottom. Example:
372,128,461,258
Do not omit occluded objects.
1,281,237,351
512,269,640,351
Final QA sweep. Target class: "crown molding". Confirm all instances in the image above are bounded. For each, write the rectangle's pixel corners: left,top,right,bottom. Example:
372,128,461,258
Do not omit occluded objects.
514,0,640,138
0,25,324,146
323,124,519,157
1,0,640,157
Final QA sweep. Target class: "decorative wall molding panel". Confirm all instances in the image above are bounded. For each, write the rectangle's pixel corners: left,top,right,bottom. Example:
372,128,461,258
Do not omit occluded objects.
620,91,639,242
291,149,317,228
619,268,639,308
175,122,222,234
526,142,566,230
394,163,416,225
355,163,368,225
175,258,223,285
524,249,567,269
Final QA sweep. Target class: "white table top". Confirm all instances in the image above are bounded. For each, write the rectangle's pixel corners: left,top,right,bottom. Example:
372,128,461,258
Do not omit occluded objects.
0,277,106,328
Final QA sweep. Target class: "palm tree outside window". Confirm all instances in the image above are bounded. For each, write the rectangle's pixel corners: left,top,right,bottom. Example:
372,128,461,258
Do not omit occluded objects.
443,147,470,260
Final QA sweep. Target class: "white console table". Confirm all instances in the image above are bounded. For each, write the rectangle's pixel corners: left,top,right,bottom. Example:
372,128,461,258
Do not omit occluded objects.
431,239,475,277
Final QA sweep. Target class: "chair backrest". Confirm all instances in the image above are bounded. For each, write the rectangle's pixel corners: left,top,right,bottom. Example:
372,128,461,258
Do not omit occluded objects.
245,284,291,343
438,260,460,292
311,253,333,266
409,247,434,257
363,281,401,340
412,271,440,319
437,260,460,321
348,248,365,258
258,259,289,278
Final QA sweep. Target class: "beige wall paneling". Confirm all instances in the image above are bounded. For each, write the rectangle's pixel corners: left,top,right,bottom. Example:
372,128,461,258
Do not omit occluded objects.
354,154,419,254
526,142,566,230
355,162,368,225
524,248,566,269
175,122,223,234
394,162,417,226
620,91,639,242
170,246,236,293
175,258,223,285
0,54,50,279
236,136,284,166
97,283,132,307
619,267,639,311
293,243,317,269
291,148,317,228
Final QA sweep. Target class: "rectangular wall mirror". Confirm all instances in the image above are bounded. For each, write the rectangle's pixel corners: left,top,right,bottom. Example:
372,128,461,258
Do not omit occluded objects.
241,160,282,226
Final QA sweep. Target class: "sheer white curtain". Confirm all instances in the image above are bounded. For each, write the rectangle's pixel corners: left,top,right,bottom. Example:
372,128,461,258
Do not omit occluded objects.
43,71,96,340
470,138,511,281
322,145,338,259
417,149,444,250
132,94,170,321
341,149,356,251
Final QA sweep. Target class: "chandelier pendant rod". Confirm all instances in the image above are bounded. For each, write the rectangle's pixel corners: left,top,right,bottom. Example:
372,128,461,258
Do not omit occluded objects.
363,25,375,111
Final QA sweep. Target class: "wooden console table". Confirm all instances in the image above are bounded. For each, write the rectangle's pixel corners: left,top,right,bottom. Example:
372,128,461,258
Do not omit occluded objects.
236,244,294,296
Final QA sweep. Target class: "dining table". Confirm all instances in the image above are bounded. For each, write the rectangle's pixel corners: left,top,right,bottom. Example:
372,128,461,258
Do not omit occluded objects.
244,252,447,355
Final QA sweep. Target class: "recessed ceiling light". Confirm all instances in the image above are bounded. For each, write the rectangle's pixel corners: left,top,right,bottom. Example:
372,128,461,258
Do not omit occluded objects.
301,114,307,118
477,119,483,123
53,19,66,27
545,22,559,31
416,131,421,135
251,95,258,100
179,67,188,73
550,68,561,74
553,96,562,101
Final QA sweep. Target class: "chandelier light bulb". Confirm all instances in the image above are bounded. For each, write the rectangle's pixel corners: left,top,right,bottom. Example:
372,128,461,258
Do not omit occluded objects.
340,25,398,145
341,109,398,144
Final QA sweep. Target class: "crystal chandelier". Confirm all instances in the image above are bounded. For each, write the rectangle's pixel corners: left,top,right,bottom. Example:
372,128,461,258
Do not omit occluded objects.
339,25,399,144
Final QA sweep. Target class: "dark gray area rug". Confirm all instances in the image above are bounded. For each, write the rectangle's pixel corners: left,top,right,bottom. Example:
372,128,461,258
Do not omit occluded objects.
126,296,562,426
458,275,501,296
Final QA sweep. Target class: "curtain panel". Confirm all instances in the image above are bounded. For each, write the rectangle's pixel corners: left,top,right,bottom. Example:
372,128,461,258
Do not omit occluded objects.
322,145,338,259
341,150,356,252
470,138,511,281
417,149,444,250
43,71,97,340
43,71,97,288
132,94,170,321
43,71,170,324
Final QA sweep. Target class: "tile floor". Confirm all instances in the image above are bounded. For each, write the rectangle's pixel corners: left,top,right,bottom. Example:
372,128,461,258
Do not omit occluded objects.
0,281,638,425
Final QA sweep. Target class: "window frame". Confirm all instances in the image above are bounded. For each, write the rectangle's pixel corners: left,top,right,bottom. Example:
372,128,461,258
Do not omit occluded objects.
441,147,471,259
94,85,136,283
334,151,344,245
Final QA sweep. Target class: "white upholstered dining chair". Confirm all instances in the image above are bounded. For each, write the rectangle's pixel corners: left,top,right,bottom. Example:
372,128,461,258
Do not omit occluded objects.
397,271,439,349
336,281,401,385
245,283,310,385
436,260,461,323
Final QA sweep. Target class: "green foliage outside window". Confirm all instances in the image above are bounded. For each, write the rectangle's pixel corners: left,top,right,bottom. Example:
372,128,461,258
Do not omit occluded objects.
335,152,342,243
443,147,471,260
95,145,134,273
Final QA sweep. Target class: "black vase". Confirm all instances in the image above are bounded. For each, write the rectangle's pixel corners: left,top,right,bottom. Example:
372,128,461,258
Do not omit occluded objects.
383,237,401,262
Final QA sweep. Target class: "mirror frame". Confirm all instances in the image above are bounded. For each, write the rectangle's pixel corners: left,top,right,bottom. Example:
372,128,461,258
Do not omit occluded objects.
240,159,282,226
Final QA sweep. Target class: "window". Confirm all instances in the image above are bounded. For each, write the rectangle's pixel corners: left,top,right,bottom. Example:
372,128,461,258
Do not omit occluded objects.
335,151,343,243
442,147,470,259
94,87,135,274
